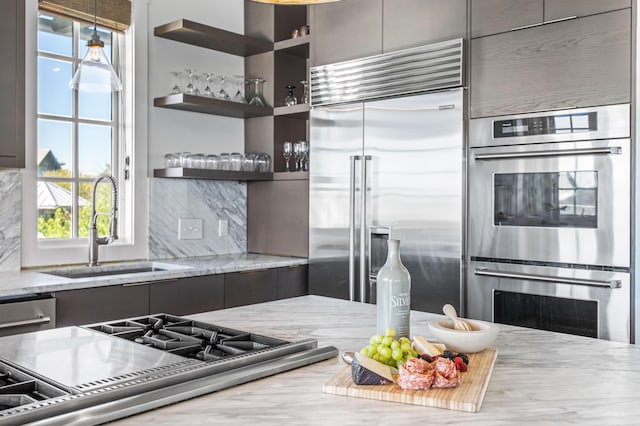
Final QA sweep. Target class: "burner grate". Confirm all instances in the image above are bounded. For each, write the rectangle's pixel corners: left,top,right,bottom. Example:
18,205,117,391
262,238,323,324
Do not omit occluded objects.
85,314,289,362
0,361,70,414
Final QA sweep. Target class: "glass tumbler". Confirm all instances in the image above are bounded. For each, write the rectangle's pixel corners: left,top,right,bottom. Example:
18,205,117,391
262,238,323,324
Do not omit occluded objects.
205,154,220,170
256,153,271,173
219,153,230,170
243,152,257,172
164,153,180,168
178,152,192,167
230,152,244,171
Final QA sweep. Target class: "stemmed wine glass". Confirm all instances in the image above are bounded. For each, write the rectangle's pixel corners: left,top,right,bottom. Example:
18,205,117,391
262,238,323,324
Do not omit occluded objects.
169,71,183,94
285,85,297,106
300,80,309,104
297,141,309,171
232,75,247,103
293,141,307,171
283,142,293,172
248,78,266,107
201,72,215,97
216,75,230,100
184,69,199,95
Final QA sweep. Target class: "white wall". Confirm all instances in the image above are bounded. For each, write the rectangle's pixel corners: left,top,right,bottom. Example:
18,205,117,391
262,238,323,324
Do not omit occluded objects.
147,0,246,171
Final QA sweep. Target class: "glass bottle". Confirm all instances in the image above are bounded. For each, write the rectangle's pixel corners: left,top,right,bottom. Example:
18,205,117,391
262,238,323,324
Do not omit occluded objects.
376,239,411,338
285,85,297,106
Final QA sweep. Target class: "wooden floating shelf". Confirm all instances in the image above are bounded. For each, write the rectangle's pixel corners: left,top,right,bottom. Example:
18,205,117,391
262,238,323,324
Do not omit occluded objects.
274,35,310,58
154,94,273,118
274,103,310,119
154,168,273,181
273,171,309,181
154,19,272,57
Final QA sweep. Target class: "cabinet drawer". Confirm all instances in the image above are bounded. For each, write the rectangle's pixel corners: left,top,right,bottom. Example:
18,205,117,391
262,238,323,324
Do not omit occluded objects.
150,275,224,316
0,297,55,337
276,265,308,299
224,269,277,308
470,9,631,118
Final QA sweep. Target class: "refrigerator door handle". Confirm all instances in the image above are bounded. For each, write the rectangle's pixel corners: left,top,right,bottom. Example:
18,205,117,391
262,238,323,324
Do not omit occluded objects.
360,155,372,303
349,155,361,302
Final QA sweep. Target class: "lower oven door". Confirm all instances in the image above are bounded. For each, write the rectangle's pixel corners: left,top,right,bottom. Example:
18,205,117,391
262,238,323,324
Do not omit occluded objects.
467,260,630,342
468,138,630,267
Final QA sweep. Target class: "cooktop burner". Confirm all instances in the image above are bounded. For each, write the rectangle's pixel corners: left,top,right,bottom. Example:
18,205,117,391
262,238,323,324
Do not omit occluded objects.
0,360,69,414
85,314,289,362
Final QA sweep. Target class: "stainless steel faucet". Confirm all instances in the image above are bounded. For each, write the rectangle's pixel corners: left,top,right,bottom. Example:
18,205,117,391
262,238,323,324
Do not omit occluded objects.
89,174,118,266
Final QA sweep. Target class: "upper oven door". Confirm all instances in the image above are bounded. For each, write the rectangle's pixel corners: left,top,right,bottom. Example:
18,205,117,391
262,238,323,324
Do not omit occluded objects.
468,138,630,268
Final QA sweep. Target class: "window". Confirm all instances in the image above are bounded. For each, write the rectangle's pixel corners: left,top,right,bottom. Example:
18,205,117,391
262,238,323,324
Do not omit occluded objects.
37,13,120,240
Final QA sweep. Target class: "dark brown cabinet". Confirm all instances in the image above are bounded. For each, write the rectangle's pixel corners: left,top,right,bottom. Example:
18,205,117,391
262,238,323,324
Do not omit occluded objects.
310,0,383,66
149,275,224,316
55,284,150,327
276,265,308,299
0,0,25,168
470,9,631,118
383,0,466,52
224,269,278,308
471,0,543,38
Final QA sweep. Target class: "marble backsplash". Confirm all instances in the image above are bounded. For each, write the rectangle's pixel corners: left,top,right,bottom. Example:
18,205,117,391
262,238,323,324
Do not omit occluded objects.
148,178,246,259
0,170,21,271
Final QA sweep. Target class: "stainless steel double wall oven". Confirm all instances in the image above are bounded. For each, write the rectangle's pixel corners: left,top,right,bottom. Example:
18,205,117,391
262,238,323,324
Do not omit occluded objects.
467,104,631,342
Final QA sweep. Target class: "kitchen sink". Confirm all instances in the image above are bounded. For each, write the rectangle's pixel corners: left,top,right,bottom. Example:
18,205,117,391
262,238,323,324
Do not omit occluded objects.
43,262,191,279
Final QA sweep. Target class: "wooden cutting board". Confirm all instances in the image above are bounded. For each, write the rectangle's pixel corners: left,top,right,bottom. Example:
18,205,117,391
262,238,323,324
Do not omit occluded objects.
323,347,498,413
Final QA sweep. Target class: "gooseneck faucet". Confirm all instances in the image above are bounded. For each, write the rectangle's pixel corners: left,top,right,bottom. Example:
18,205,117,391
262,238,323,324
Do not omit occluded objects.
89,174,118,266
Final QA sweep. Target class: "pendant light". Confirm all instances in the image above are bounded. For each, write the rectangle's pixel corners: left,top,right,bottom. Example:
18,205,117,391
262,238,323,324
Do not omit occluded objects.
250,0,342,4
70,0,123,92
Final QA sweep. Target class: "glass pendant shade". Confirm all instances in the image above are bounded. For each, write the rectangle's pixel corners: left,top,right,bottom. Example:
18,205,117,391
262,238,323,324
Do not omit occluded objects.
70,31,122,92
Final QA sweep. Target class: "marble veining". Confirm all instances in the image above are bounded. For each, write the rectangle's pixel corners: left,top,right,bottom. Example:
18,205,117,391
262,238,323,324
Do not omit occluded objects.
108,296,640,426
0,170,21,271
148,178,246,259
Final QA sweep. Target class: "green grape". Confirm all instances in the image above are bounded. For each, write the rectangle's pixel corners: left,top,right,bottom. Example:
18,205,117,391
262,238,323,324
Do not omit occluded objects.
390,340,400,350
370,334,384,345
360,347,368,356
385,328,396,338
392,349,403,361
373,353,381,362
400,341,411,352
381,336,393,346
379,346,392,361
367,344,378,356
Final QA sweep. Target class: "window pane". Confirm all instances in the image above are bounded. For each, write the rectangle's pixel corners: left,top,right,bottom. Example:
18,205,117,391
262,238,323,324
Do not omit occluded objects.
38,14,73,56
79,90,112,121
79,124,112,177
38,119,72,177
80,25,113,59
78,179,113,238
38,57,73,116
37,181,73,239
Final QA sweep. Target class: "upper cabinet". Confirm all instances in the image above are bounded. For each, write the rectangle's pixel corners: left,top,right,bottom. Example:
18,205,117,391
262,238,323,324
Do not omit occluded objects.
471,0,631,38
383,0,466,52
470,8,631,118
0,0,25,169
310,0,383,67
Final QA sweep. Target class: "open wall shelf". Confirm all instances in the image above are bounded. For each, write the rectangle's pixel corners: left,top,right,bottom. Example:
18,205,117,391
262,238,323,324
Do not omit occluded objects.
154,94,273,118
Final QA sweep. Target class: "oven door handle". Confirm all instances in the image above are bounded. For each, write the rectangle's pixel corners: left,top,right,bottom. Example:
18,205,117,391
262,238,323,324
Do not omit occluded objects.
474,146,622,160
0,315,52,330
474,268,622,289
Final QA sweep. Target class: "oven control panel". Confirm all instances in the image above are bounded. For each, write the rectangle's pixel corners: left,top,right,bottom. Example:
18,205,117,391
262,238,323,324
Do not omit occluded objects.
494,111,597,138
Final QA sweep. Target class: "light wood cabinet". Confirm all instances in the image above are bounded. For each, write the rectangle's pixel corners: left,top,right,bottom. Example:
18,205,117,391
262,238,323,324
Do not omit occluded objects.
470,9,631,118
310,0,383,67
0,0,25,168
471,0,542,38
544,0,630,21
383,0,466,52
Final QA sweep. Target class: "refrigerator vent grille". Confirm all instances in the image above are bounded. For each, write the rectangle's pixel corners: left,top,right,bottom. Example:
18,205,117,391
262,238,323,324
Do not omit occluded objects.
310,38,464,106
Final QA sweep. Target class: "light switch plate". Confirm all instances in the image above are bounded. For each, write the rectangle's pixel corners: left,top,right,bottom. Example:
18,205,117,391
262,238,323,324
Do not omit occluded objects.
218,219,228,237
179,218,203,240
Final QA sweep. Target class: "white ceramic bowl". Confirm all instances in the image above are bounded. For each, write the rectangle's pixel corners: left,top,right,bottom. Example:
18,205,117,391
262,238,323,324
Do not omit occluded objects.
428,319,499,353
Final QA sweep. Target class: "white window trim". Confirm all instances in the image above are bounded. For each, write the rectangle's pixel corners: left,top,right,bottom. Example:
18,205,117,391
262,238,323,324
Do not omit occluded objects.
22,0,149,268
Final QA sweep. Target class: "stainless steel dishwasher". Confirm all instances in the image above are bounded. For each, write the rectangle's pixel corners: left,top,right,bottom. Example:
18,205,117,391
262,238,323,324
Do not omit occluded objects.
0,295,55,337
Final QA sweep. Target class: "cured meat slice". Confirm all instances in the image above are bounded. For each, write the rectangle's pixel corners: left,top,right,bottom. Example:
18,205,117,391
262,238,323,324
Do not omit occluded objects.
397,358,435,390
432,357,460,388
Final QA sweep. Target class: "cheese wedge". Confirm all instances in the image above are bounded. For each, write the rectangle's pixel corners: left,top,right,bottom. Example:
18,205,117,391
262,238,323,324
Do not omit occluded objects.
351,352,394,385
412,336,445,357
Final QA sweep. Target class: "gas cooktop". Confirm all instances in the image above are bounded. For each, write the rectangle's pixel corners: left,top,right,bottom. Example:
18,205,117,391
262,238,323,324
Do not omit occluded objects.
85,314,289,362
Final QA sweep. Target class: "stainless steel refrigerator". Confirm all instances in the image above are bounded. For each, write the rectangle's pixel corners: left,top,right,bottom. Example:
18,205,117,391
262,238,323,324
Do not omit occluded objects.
308,88,464,313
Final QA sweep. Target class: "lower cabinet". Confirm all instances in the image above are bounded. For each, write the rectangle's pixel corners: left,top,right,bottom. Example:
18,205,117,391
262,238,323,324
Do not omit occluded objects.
276,265,308,299
55,284,150,327
224,269,278,308
149,275,224,316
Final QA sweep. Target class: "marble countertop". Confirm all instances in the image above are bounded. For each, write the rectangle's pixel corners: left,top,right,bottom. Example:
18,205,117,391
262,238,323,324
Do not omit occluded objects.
0,253,307,298
109,295,640,426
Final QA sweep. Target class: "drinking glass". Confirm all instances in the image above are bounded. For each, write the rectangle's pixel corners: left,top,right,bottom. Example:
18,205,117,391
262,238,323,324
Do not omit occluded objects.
169,71,183,94
285,85,297,106
243,152,257,172
256,153,271,173
297,141,309,171
283,142,293,172
184,69,200,95
293,142,303,171
178,152,192,167
300,80,309,104
219,153,230,170
232,75,247,103
215,75,230,100
201,72,215,97
230,152,244,171
248,78,266,107
205,154,220,170
164,153,180,168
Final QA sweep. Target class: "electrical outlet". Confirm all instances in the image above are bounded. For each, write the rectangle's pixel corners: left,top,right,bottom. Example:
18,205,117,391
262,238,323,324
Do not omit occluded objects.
218,219,228,237
178,218,203,240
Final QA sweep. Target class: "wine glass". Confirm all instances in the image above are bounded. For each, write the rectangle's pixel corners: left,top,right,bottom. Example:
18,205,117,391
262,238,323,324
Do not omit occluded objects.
300,80,309,104
283,142,293,172
232,75,247,103
201,72,215,97
169,71,183,94
248,78,266,107
285,85,297,106
293,142,305,171
297,141,309,171
184,69,200,95
216,75,230,100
